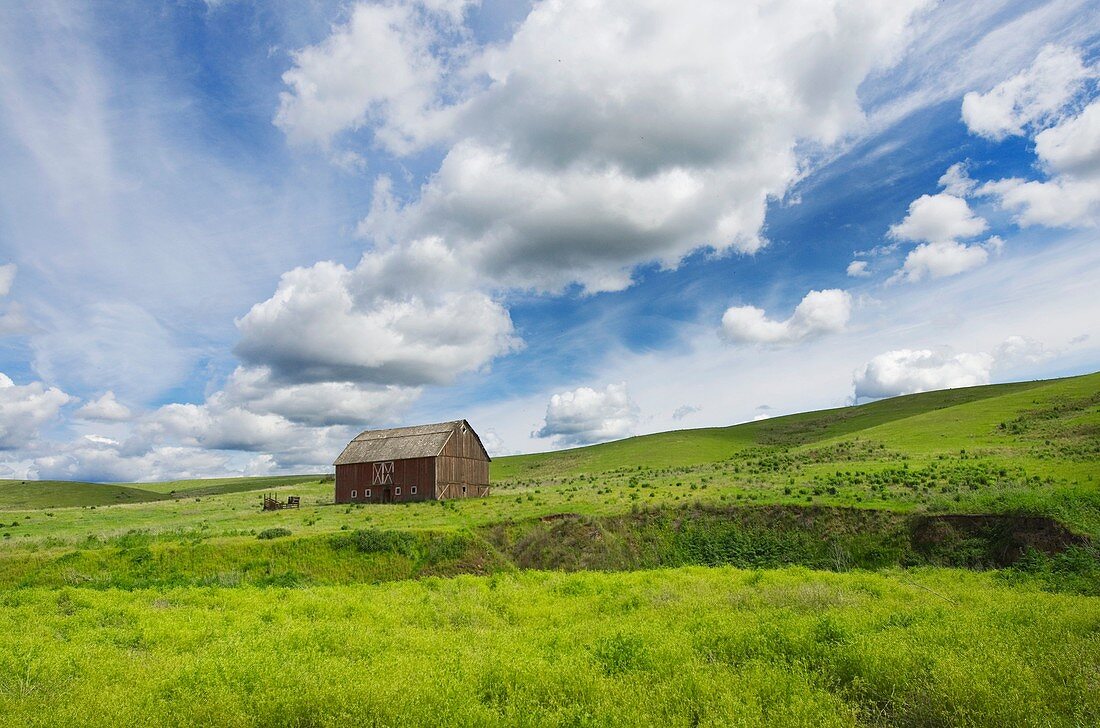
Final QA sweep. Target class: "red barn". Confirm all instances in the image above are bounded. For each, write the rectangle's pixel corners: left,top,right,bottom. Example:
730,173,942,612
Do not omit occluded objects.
333,420,491,504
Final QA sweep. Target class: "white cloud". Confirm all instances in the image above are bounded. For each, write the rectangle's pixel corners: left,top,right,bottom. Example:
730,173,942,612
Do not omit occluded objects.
888,193,987,244
221,366,419,427
979,176,1100,228
721,289,852,345
965,48,1100,229
937,162,977,197
852,348,993,401
980,98,1100,228
33,439,233,484
234,237,520,387
534,382,639,447
994,335,1053,368
961,45,1092,141
286,0,926,293
1033,99,1100,178
274,2,458,152
0,372,72,449
75,391,132,422
890,236,1003,283
847,260,871,277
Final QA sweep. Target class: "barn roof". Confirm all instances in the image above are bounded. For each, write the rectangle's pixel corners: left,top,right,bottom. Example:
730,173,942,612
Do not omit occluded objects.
332,420,489,465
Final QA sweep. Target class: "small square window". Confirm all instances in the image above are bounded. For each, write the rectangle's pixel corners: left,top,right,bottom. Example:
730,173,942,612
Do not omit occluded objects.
365,489,371,498
395,486,402,496
411,485,417,495
351,490,357,499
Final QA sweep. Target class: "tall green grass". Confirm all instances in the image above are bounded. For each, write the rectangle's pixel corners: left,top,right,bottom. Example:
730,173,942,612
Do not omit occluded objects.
0,566,1097,727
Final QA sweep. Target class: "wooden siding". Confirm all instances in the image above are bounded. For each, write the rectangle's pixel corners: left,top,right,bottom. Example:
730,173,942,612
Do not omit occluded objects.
335,457,435,504
333,420,491,503
440,424,489,460
435,455,490,499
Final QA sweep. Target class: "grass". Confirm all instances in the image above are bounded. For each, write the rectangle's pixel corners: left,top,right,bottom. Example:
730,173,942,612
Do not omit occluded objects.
0,373,1097,725
0,373,1095,551
1,566,1097,727
0,480,170,509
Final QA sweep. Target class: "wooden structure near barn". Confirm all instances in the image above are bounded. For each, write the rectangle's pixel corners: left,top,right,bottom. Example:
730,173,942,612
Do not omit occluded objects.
333,420,490,504
262,494,300,511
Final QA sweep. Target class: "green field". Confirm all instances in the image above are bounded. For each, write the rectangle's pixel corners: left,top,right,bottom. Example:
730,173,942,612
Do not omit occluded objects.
0,373,1097,725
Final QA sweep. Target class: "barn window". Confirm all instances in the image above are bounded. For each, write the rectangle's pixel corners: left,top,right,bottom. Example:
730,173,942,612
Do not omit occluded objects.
411,485,417,495
395,486,402,496
462,485,467,495
351,490,357,499
365,489,371,498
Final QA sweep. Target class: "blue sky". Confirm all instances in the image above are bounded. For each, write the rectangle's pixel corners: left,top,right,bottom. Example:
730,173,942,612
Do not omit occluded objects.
0,0,1098,481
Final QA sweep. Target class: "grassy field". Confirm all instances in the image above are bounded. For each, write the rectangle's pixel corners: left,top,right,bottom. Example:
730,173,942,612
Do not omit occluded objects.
2,372,1096,547
2,567,1098,727
0,373,1097,725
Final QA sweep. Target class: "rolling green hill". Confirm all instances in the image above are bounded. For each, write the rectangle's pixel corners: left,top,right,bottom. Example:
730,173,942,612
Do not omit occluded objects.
0,373,1097,727
492,373,1089,480
0,480,170,509
0,474,328,510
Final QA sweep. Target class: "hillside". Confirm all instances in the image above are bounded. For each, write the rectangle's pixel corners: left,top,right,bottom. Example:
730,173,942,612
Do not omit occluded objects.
0,372,1096,544
1,373,1098,727
0,474,327,510
491,374,1085,479
0,480,170,509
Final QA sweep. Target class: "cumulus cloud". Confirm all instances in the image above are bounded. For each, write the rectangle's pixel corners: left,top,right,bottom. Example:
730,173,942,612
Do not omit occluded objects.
965,47,1100,229
852,349,993,401
220,366,419,427
75,391,132,422
937,162,977,197
888,193,987,244
235,237,520,387
976,100,1100,228
33,437,233,484
890,236,1003,283
534,382,639,447
283,0,926,293
721,289,852,345
847,260,871,277
0,372,72,449
274,1,461,152
961,45,1092,141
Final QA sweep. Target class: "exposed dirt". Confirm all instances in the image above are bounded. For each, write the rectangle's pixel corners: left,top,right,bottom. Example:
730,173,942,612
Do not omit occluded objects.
482,505,1092,573
912,514,1090,565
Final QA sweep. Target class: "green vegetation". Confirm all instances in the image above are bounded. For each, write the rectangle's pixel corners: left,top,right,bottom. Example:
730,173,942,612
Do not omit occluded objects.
0,480,170,509
0,373,1097,725
0,474,325,510
1,567,1098,727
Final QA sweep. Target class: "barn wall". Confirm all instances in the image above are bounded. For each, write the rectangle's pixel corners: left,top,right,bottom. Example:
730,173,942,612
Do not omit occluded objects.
440,425,489,460
335,457,436,504
435,456,490,499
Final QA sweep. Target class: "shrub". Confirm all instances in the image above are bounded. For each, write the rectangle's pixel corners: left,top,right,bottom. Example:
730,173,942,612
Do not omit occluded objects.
257,527,292,540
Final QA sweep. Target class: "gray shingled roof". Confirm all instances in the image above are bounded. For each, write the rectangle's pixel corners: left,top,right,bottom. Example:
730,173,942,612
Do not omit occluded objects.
333,420,462,465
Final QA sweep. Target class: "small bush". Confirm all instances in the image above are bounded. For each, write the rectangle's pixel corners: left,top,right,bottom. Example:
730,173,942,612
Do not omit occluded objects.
257,528,292,540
